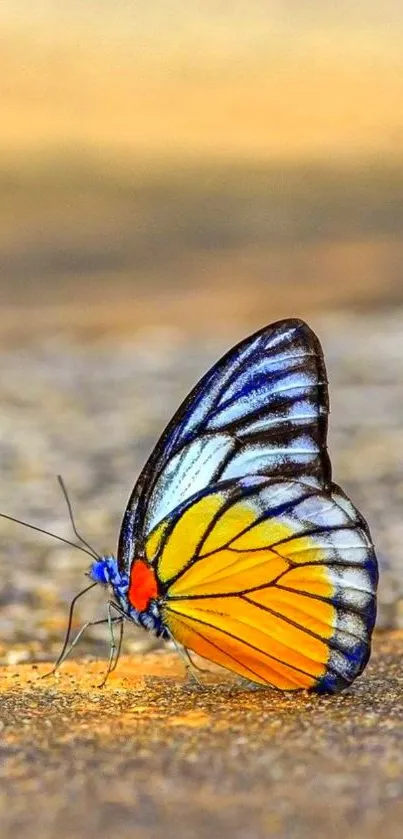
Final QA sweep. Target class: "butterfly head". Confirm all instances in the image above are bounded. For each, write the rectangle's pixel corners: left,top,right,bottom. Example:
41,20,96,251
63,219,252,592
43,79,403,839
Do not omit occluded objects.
88,554,132,618
88,554,121,587
88,554,167,638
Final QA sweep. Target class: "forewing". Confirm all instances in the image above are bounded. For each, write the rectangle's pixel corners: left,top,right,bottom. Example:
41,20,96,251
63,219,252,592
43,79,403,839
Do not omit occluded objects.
118,319,331,571
152,477,377,693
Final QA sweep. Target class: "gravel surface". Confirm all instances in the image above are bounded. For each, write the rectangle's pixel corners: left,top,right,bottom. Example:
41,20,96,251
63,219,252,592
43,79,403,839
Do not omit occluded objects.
1,636,403,839
0,309,402,662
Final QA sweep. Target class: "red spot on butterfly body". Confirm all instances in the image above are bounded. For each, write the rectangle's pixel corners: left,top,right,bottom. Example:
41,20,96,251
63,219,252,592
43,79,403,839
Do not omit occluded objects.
128,559,158,612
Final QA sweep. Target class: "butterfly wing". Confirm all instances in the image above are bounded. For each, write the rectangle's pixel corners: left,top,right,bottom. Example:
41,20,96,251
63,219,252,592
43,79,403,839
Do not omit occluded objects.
118,319,331,572
144,477,377,693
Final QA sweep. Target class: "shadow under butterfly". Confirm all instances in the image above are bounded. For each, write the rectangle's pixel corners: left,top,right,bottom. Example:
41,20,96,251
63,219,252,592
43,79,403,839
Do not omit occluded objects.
2,319,378,693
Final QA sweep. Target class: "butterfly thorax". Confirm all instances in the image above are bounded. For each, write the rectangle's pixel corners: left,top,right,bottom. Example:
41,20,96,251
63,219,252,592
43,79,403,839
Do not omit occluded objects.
89,555,168,639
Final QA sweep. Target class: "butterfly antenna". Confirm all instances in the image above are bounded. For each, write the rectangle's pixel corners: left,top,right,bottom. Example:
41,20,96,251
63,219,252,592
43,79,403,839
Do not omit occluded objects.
57,475,101,560
0,512,98,561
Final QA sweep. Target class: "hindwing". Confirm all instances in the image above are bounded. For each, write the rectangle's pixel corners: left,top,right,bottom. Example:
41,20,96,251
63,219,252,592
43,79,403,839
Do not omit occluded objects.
142,477,377,692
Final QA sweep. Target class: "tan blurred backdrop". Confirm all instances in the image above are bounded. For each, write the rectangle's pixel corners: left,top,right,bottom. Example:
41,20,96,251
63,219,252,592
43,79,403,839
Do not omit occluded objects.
1,1,403,339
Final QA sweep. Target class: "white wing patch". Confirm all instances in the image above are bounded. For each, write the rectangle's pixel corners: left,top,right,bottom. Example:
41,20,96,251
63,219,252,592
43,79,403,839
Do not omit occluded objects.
144,433,235,533
220,439,320,482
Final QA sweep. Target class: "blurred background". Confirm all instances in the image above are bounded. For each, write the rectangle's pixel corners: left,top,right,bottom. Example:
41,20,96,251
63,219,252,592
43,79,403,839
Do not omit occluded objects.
0,2,403,658
1,1,403,332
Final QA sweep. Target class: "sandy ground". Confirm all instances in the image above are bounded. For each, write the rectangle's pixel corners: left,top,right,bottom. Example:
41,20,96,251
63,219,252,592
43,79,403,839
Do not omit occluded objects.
1,633,403,839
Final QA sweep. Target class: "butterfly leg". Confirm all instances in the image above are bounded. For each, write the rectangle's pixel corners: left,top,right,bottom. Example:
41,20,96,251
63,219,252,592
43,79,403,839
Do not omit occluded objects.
184,648,209,674
109,616,125,674
165,630,204,687
42,615,122,678
42,581,97,677
97,602,126,688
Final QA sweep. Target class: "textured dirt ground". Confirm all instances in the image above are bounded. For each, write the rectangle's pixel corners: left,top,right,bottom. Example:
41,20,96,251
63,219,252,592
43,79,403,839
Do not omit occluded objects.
1,633,403,839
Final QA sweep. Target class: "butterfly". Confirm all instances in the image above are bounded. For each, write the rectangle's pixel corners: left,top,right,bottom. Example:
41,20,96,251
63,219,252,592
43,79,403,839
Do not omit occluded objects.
13,318,377,692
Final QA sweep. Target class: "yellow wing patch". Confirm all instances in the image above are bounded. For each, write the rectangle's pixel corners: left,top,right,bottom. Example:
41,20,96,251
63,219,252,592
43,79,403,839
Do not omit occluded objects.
145,520,169,563
273,535,333,564
154,493,224,583
231,517,292,551
246,586,335,639
200,499,259,554
158,492,338,689
165,608,322,690
165,594,330,669
279,565,334,598
169,550,288,597
149,482,375,691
